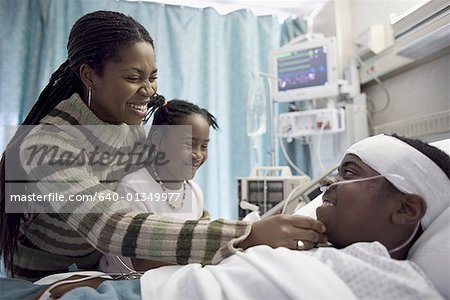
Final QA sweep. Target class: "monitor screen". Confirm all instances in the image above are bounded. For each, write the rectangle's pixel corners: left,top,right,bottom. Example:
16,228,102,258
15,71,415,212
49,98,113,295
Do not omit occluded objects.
277,46,328,91
269,37,339,102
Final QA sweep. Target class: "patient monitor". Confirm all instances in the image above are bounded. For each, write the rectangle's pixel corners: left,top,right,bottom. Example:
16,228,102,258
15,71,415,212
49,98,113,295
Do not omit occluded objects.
269,36,339,102
237,167,310,219
261,164,338,218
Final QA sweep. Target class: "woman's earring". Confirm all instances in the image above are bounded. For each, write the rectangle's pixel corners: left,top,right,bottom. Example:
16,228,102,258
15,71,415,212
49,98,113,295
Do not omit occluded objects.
88,87,92,107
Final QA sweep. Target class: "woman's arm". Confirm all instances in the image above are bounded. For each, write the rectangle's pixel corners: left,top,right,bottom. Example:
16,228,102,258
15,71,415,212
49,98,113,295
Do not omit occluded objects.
18,125,251,266
18,124,325,269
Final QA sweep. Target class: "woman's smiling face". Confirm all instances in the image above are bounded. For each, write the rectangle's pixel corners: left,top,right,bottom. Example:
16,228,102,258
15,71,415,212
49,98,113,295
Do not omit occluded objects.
89,41,158,125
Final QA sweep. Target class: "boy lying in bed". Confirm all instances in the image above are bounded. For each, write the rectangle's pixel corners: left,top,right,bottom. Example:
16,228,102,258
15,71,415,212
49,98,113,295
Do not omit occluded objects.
10,133,449,299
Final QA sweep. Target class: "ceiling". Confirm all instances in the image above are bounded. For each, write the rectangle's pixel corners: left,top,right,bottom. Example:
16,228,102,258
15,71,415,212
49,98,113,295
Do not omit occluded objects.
132,0,329,20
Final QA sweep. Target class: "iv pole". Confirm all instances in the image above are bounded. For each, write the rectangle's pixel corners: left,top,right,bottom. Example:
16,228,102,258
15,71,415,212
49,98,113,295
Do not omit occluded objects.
253,71,277,166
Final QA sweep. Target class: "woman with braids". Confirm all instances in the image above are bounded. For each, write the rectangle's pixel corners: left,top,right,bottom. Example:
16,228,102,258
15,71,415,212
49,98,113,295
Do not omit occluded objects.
100,98,219,273
0,10,325,282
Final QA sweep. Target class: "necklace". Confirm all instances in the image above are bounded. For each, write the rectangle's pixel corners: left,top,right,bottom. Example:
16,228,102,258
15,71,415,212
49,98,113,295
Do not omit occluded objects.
151,165,186,210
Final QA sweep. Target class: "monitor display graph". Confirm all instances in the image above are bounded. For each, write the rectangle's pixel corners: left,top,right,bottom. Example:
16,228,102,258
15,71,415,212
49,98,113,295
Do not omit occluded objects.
277,46,328,91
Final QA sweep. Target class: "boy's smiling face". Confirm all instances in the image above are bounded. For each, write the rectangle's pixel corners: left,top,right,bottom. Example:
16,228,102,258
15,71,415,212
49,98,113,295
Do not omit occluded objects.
316,154,401,249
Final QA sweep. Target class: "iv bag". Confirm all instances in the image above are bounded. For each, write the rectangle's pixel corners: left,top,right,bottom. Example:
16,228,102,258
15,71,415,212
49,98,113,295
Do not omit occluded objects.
246,76,267,137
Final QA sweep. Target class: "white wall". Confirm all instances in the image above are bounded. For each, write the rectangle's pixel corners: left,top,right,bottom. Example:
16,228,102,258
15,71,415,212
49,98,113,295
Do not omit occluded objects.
351,0,449,133
364,53,450,125
350,0,427,39
313,0,449,136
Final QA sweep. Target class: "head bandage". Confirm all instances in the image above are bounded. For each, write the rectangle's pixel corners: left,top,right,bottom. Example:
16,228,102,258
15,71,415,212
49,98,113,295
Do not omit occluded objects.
345,134,450,230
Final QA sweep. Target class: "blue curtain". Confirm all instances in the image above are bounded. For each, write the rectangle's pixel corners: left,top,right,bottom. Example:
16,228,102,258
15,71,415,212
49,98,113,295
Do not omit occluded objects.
0,0,305,219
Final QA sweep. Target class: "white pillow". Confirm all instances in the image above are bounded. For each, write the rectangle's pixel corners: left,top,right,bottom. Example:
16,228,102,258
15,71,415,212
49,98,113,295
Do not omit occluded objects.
408,207,450,299
407,138,450,299
429,138,450,153
295,194,450,298
293,194,323,219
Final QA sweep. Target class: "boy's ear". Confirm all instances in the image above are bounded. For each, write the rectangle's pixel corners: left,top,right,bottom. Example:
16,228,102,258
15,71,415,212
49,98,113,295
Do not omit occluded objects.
391,194,426,225
79,64,95,89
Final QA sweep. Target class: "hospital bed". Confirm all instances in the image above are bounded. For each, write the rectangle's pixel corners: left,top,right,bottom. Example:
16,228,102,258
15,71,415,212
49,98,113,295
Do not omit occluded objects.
289,138,450,299
0,139,449,299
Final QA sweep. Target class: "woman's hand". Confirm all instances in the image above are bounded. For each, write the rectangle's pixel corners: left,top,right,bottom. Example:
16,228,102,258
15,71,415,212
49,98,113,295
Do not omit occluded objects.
238,215,326,251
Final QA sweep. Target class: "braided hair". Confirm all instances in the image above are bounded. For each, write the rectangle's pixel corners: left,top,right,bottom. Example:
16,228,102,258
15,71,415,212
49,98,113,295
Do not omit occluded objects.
149,96,219,130
27,10,154,126
0,11,154,274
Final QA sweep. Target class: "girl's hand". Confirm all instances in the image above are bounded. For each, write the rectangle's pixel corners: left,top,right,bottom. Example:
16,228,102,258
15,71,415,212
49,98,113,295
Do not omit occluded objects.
238,215,326,251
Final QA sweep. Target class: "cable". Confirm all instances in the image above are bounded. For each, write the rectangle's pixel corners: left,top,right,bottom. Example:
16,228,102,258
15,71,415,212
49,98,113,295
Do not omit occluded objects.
354,55,391,113
281,182,308,214
366,108,374,135
263,178,267,213
113,256,136,274
388,222,421,254
278,135,308,176
316,122,326,172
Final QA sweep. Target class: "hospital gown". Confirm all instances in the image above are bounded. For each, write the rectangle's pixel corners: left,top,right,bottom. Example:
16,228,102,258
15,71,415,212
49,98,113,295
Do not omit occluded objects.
140,242,443,300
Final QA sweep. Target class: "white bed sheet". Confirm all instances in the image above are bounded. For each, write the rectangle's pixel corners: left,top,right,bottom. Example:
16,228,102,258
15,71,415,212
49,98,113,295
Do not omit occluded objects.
141,243,443,299
141,245,357,300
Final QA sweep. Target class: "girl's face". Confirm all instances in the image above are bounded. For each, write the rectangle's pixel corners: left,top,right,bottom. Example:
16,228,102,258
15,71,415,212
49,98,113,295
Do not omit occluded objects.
182,114,210,178
90,41,158,125
156,114,210,181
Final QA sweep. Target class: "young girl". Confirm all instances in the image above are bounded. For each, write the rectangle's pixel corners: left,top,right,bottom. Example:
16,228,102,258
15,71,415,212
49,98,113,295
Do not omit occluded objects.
99,98,219,273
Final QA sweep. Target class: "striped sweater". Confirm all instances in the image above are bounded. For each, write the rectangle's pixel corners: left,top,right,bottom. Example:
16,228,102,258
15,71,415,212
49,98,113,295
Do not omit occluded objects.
11,94,251,281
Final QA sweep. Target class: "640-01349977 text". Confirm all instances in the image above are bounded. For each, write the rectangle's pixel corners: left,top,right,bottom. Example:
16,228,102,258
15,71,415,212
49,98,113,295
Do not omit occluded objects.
9,192,181,202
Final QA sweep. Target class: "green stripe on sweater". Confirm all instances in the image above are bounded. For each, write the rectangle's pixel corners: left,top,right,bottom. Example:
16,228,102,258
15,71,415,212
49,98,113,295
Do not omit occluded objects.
203,221,224,265
122,213,148,257
146,220,167,259
48,109,81,125
176,221,197,264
